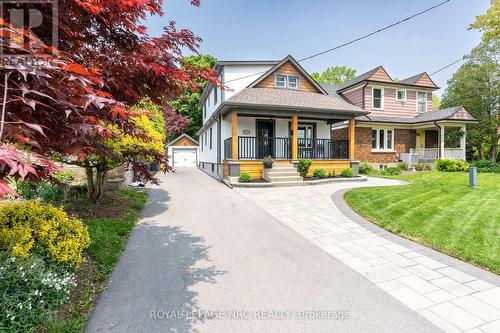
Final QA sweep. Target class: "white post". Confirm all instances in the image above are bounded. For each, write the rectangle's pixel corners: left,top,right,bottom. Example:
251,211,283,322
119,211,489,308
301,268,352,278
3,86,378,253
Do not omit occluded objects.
460,125,467,160
439,124,445,159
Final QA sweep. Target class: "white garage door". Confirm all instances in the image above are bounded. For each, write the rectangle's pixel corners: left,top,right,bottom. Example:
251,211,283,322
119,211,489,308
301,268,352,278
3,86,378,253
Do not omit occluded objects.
173,149,197,167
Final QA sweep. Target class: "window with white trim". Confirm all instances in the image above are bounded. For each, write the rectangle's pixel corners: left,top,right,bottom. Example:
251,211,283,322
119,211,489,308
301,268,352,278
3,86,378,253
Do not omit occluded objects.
209,127,212,149
213,87,217,105
372,87,383,109
396,89,406,102
275,74,300,89
371,128,394,151
417,91,427,112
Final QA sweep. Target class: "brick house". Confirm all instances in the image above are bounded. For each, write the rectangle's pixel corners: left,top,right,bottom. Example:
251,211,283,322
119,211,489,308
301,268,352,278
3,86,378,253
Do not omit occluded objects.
329,66,477,167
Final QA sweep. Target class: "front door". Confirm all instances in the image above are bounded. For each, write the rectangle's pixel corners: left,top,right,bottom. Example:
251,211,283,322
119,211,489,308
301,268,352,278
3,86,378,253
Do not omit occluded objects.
425,130,439,148
257,120,274,159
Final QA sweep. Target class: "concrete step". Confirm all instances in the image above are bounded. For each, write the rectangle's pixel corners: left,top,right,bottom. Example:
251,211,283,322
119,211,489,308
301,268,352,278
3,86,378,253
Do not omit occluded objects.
266,171,301,177
268,176,303,182
269,166,296,171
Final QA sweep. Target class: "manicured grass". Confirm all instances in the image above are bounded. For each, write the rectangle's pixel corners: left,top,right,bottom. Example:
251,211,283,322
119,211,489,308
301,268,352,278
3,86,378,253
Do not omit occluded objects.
44,189,147,333
344,171,500,274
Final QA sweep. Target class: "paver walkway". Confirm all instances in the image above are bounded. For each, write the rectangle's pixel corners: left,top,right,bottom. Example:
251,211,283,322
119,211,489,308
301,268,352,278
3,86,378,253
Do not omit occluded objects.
86,168,441,333
236,177,500,333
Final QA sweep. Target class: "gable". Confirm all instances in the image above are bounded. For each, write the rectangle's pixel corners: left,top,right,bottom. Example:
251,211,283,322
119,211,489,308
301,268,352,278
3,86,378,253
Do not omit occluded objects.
414,73,437,88
168,134,199,147
449,107,476,121
254,60,323,93
368,67,393,83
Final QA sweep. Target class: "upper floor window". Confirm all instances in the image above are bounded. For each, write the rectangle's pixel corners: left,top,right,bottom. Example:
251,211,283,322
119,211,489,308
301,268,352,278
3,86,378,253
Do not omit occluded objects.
396,89,406,102
213,86,218,105
275,74,300,89
203,105,206,119
372,87,383,109
209,128,212,149
417,91,427,112
371,128,394,151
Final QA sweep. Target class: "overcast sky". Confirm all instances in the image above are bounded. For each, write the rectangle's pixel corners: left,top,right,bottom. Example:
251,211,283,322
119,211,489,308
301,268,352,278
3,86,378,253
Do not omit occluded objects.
145,0,490,97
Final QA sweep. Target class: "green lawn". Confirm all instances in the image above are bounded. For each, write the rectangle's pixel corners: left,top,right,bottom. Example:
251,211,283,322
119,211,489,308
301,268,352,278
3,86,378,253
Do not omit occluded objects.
344,171,500,274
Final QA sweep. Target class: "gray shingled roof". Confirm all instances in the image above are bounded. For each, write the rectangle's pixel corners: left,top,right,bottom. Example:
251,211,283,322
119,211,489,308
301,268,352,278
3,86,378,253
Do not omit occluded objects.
336,66,384,91
226,88,366,113
399,72,425,85
319,83,343,97
357,106,476,123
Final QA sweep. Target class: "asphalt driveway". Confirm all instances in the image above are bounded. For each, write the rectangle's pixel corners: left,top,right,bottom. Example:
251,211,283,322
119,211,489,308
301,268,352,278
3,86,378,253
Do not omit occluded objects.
86,167,441,333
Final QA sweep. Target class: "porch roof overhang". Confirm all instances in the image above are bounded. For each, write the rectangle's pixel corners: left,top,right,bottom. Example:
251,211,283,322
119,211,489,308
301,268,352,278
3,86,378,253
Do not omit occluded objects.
197,88,368,135
355,106,478,127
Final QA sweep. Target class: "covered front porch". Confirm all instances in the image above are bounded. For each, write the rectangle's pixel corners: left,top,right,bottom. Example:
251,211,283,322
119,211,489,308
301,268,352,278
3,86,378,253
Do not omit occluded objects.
222,111,357,180
410,123,467,163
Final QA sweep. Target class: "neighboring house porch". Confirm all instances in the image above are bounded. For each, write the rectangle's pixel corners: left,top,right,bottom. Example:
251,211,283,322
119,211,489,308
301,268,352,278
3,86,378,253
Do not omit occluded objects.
411,123,467,163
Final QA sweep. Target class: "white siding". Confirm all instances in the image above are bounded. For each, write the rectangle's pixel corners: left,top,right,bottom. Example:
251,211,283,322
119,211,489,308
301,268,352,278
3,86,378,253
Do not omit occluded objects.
198,122,218,164
222,65,274,101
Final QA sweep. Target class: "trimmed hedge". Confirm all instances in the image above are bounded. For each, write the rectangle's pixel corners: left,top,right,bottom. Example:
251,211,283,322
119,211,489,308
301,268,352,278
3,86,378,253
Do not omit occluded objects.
312,168,327,178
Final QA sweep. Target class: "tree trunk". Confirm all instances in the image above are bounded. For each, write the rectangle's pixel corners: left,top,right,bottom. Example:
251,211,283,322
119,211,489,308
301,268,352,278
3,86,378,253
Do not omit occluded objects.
479,143,484,160
85,165,95,199
93,169,108,201
489,140,498,162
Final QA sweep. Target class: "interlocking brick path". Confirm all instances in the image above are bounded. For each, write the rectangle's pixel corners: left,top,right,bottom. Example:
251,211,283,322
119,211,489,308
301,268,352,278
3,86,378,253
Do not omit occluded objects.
237,178,500,333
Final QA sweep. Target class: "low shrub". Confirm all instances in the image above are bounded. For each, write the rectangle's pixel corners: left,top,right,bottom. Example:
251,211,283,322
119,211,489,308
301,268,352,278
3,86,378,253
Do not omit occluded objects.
313,168,326,178
398,161,409,171
380,166,402,176
435,159,469,172
415,163,432,171
359,162,374,175
470,160,500,173
0,252,75,332
0,201,90,267
239,172,252,183
340,168,354,178
328,170,336,177
298,159,312,177
9,178,65,203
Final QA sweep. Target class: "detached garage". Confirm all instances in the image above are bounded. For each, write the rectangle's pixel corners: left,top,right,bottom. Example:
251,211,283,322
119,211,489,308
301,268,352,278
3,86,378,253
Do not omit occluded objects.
166,134,199,168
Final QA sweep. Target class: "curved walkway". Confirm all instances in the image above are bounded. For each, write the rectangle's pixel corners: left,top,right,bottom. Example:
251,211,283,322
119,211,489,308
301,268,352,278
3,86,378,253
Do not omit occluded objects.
86,168,440,333
236,177,500,333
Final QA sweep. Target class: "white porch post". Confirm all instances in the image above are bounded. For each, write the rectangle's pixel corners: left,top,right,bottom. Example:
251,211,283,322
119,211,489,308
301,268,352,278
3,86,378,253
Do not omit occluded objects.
439,124,445,159
460,125,467,160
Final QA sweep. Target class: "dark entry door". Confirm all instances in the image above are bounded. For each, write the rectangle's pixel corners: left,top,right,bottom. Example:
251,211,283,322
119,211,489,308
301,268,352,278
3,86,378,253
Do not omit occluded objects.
257,120,274,159
425,130,439,148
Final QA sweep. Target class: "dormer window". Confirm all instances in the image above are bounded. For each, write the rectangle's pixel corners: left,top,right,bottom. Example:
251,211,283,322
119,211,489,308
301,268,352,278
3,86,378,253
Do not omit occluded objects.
288,76,299,89
275,74,299,89
396,89,406,102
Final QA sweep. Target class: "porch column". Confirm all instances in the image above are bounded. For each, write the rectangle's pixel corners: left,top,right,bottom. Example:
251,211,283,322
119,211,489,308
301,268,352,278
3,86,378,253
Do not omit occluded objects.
291,115,298,160
460,125,467,160
348,118,356,160
231,111,238,160
439,124,445,159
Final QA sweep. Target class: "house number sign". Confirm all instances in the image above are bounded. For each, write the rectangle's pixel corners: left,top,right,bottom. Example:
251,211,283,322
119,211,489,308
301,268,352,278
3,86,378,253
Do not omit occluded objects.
242,129,251,135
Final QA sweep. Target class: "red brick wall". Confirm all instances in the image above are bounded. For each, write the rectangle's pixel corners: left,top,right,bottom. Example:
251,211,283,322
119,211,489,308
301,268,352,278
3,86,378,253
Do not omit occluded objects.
332,127,416,163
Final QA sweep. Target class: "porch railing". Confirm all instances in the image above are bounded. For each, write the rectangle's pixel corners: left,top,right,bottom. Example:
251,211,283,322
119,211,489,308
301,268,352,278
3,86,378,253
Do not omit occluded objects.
444,148,465,160
410,148,439,162
298,138,349,159
410,147,465,162
224,137,349,160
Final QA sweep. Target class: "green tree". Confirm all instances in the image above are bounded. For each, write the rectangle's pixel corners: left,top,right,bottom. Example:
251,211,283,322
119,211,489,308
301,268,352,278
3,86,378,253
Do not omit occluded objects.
469,0,500,43
171,55,217,138
311,66,357,84
432,94,441,110
441,40,500,161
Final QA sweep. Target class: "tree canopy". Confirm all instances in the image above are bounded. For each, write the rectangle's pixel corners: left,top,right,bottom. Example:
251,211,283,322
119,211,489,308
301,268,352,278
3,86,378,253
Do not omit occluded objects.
441,40,499,161
0,1,218,199
469,0,500,43
311,66,357,84
171,55,217,139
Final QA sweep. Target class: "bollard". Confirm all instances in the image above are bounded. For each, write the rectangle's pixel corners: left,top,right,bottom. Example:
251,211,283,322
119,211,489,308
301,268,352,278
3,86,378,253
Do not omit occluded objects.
469,166,477,188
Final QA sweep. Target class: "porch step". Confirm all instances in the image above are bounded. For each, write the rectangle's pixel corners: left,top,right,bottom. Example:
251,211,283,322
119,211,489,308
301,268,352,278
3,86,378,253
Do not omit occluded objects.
265,171,300,177
267,176,303,182
269,166,296,171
